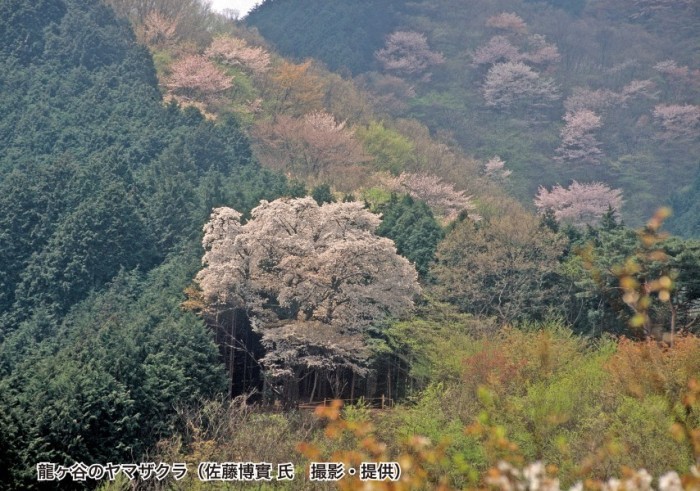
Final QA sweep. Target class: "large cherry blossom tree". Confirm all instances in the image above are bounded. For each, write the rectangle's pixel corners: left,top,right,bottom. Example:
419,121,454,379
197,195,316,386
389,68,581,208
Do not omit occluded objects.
196,198,420,403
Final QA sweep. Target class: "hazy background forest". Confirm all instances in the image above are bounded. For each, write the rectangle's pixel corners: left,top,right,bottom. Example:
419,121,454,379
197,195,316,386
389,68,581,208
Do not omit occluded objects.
0,0,699,489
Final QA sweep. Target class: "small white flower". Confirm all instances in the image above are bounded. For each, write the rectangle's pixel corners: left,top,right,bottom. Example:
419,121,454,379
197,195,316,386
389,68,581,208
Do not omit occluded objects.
568,482,583,491
634,469,653,490
523,461,544,489
602,477,620,491
658,471,682,491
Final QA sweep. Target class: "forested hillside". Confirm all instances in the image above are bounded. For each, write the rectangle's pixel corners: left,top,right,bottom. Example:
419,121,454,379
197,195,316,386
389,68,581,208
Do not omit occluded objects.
1,0,700,489
248,0,700,230
0,1,296,487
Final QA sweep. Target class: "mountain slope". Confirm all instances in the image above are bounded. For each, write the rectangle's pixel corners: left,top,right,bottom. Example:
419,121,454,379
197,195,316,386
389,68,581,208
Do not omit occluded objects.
247,0,700,230
0,1,295,487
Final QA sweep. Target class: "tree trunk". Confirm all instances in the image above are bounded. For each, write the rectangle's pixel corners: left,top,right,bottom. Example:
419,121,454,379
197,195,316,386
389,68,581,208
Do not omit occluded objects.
229,313,236,398
350,372,356,403
386,364,392,401
283,373,300,409
309,371,318,403
670,303,676,347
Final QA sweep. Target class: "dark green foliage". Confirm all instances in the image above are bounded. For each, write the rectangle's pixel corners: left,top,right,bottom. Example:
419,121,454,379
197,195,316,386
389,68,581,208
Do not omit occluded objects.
311,183,335,204
0,0,161,173
0,0,295,335
540,207,559,233
599,205,623,232
247,0,404,75
561,220,700,336
377,195,444,278
560,224,639,336
0,0,67,63
668,166,700,238
0,259,227,489
0,1,295,488
13,182,157,317
0,159,81,319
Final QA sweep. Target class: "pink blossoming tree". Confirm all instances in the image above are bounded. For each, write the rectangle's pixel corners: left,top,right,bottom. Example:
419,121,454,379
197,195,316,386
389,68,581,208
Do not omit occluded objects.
535,181,623,227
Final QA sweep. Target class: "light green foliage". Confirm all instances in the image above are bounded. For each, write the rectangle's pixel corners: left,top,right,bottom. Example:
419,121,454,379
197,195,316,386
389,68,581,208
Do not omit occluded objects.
606,396,693,475
506,349,611,468
389,385,485,489
356,121,422,174
381,320,697,485
150,49,173,78
360,186,393,209
140,398,304,491
384,301,490,388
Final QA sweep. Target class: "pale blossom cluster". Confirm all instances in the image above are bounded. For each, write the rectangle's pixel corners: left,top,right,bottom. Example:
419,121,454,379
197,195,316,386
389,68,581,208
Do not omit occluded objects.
621,79,659,100
558,80,659,163
654,59,692,79
484,155,512,179
556,109,604,165
632,0,695,19
486,12,528,34
474,12,560,110
258,320,370,384
164,54,233,101
384,172,478,222
534,181,623,227
136,11,179,48
473,35,559,68
253,111,368,181
601,469,653,491
375,31,445,81
473,39,558,65
486,462,560,491
205,35,271,74
653,104,700,141
564,82,657,114
482,61,560,109
564,88,622,113
302,110,347,133
522,34,561,66
486,461,688,491
472,36,521,66
653,59,700,100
